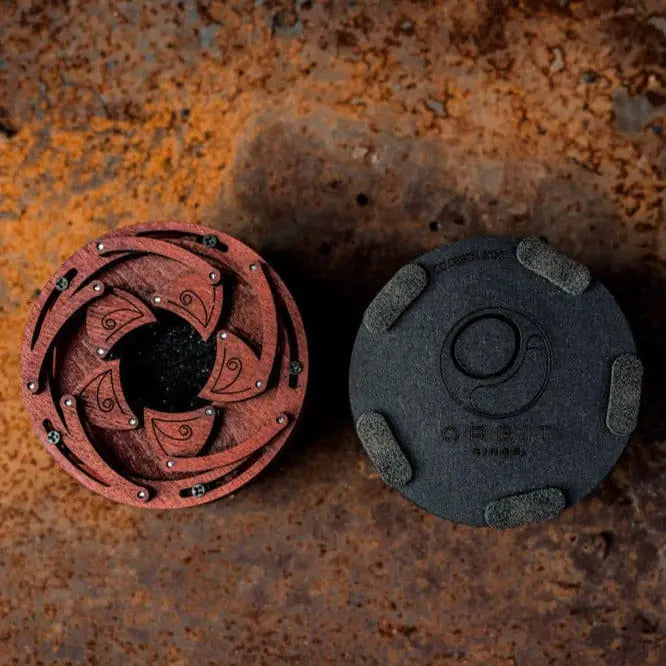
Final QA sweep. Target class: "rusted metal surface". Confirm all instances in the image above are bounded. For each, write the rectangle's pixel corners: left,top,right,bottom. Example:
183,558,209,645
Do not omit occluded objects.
0,1,664,663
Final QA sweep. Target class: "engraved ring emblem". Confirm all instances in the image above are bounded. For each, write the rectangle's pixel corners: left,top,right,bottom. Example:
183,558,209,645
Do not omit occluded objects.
440,307,551,419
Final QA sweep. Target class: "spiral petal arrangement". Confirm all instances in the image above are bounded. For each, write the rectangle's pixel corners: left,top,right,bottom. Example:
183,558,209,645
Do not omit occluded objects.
21,222,308,508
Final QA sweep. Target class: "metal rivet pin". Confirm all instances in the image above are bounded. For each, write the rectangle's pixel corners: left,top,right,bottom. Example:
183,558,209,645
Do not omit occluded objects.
64,398,73,407
55,277,69,291
27,381,37,392
96,242,105,251
96,348,105,356
277,415,287,425
153,296,162,304
166,460,175,468
46,430,61,445
289,361,303,376
249,263,258,272
220,331,228,340
93,283,102,292
255,380,263,389
137,490,147,500
128,417,138,427
209,271,218,281
204,407,214,416
191,484,206,498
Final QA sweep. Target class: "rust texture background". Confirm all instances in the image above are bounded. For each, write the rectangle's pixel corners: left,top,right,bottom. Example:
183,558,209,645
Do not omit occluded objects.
0,1,664,664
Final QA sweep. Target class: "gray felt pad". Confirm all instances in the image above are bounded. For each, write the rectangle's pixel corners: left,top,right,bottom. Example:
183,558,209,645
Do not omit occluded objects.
484,488,566,529
606,354,643,436
356,412,413,487
363,263,427,333
516,237,591,296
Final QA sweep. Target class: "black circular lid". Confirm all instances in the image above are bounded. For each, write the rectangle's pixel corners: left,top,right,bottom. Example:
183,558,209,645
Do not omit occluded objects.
349,236,643,528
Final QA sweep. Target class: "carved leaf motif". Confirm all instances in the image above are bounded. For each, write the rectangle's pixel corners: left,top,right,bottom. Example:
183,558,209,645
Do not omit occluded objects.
199,331,260,402
153,271,223,340
154,413,289,473
59,394,147,497
86,288,156,350
144,407,216,457
75,360,137,430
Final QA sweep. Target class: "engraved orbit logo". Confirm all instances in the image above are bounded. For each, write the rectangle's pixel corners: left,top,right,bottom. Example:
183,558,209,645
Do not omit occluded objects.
440,307,552,419
439,423,552,457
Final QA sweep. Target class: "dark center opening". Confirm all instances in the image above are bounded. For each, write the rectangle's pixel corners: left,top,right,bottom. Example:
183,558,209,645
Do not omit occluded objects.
113,311,217,413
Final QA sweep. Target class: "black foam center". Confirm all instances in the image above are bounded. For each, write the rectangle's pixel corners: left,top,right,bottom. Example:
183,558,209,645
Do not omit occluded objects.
114,311,216,413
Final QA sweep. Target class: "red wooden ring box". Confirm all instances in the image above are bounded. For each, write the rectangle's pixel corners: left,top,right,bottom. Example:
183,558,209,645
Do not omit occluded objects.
20,222,308,508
